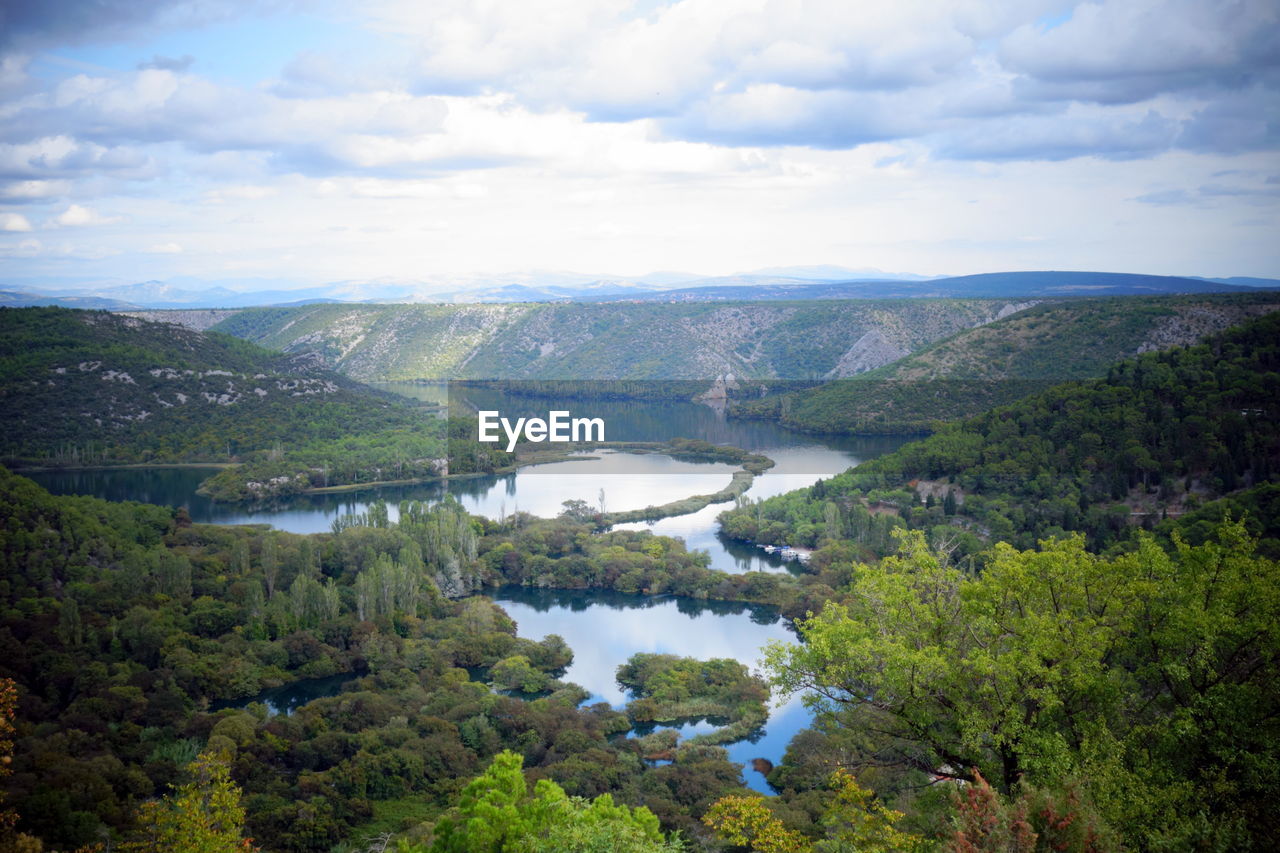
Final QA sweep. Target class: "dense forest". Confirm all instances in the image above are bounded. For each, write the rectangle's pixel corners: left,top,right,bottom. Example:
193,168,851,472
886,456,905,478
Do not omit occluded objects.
0,464,831,851
720,310,1280,560
2,458,1276,850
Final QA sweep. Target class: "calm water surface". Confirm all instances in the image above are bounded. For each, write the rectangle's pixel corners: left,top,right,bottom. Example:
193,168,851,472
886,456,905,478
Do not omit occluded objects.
27,385,907,571
490,588,807,793
26,387,907,792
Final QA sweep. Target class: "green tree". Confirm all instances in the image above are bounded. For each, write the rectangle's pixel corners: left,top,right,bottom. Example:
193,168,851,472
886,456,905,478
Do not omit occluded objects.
702,794,808,853
426,750,681,852
765,529,1139,792
703,769,923,853
763,523,1280,847
120,751,257,853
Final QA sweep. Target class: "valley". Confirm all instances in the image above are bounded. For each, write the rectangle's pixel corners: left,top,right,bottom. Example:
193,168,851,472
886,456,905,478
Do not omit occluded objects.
0,296,1277,852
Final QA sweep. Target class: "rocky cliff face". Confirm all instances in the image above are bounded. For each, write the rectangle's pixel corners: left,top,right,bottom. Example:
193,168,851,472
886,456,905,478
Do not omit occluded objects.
121,309,242,330
825,329,910,378
211,299,1026,381
1136,301,1280,353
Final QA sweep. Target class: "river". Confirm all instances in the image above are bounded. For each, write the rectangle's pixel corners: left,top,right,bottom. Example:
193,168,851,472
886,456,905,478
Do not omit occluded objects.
25,384,909,792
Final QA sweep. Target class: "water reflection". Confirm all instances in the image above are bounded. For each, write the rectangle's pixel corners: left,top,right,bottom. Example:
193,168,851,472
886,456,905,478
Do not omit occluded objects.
24,390,909,574
613,444,884,574
491,587,804,792
451,385,820,451
368,381,449,407
214,672,357,717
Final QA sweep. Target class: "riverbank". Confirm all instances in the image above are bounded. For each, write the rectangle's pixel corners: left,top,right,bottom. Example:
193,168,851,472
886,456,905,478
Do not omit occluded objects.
523,439,777,525
190,438,775,513
9,460,236,472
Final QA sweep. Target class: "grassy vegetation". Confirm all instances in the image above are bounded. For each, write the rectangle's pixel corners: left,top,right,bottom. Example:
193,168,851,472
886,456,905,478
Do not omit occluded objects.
590,440,774,525
617,654,770,747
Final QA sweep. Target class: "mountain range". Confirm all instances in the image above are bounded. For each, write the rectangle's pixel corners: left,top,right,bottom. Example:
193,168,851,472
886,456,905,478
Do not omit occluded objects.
2,268,1275,310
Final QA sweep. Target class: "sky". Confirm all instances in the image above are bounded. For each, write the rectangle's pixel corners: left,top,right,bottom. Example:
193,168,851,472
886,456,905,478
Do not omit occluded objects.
0,0,1277,290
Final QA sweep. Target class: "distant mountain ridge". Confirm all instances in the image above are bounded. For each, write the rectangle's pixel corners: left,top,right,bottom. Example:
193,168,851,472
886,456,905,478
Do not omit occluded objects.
591,271,1268,303
13,268,1273,309
0,290,141,310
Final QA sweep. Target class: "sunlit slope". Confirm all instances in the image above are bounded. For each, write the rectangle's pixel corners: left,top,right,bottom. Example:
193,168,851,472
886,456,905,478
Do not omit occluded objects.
212,299,1032,381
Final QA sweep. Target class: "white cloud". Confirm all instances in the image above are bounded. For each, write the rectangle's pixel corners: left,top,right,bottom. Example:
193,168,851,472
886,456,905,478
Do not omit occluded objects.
204,184,278,202
53,203,119,226
0,212,32,231
0,179,73,200
145,241,184,254
0,237,42,257
0,0,1274,282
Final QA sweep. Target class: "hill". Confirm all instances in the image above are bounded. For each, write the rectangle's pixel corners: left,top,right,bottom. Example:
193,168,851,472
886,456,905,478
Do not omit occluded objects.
731,293,1280,433
210,299,1032,382
719,310,1280,557
0,307,449,498
578,270,1261,302
0,289,140,310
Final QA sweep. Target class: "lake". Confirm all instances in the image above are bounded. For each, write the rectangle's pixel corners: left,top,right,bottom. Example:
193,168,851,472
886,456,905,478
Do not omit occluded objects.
226,588,808,793
27,384,906,573
25,385,908,792
490,587,808,792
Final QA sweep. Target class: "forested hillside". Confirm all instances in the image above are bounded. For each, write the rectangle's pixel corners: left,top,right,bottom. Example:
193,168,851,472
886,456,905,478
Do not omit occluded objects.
0,467,801,850
210,299,1031,381
731,292,1280,433
4,304,1279,853
2,465,1276,850
721,310,1280,558
0,308,448,498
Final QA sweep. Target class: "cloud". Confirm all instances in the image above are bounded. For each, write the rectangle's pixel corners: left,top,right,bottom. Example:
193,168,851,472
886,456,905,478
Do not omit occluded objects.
1132,176,1280,206
936,106,1180,161
0,236,122,260
137,53,194,72
1000,0,1280,104
203,184,277,202
0,237,41,257
0,212,32,231
1132,188,1200,206
0,0,177,49
0,0,1273,184
53,203,118,226
0,0,1277,285
0,136,155,181
0,178,73,201
669,84,924,149
360,0,1278,160
1,68,455,176
145,241,183,253
1177,86,1280,155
